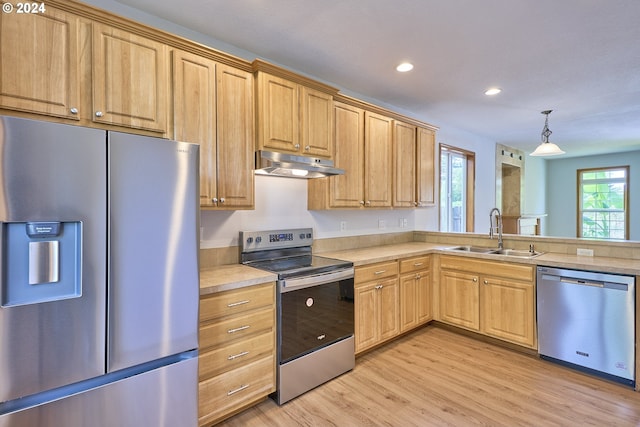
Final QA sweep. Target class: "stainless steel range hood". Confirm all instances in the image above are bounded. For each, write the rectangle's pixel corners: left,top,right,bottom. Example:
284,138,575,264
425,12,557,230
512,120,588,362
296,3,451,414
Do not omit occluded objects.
255,150,345,178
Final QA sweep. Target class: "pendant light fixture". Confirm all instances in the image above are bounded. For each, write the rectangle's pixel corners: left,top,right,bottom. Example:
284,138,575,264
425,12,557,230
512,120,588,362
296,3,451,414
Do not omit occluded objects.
530,110,565,156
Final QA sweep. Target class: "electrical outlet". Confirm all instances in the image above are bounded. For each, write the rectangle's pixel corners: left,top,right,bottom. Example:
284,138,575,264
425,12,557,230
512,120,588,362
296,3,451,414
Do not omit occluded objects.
340,221,347,231
398,218,405,228
378,219,386,230
577,248,594,256
403,218,408,228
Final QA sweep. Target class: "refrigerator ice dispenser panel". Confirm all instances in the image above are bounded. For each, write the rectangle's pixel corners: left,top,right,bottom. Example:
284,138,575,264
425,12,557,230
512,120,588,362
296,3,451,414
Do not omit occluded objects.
1,221,82,307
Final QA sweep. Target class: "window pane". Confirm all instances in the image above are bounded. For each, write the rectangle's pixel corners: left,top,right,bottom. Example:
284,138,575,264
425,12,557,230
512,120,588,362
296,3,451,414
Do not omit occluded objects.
578,167,628,239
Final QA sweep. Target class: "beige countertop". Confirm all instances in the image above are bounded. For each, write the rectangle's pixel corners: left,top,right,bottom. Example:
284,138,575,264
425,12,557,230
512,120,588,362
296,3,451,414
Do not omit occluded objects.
320,242,640,276
200,242,640,294
200,264,277,296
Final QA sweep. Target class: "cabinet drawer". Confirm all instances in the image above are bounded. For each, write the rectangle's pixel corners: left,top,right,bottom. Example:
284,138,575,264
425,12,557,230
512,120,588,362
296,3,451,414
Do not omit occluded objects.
200,307,274,350
400,256,430,274
198,355,275,426
199,330,274,380
355,260,398,283
200,282,274,323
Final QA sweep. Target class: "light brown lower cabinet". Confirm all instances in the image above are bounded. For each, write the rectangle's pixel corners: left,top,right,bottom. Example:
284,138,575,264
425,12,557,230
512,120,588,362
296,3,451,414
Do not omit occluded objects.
399,256,432,332
354,260,399,353
198,282,276,426
438,255,536,349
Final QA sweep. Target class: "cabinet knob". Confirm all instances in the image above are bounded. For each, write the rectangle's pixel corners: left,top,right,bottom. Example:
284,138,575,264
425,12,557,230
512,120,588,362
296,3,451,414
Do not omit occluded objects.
416,273,421,279
305,145,310,151
484,280,488,285
70,108,78,114
95,111,103,117
365,201,371,206
294,143,300,149
220,198,225,203
212,197,218,203
359,201,365,205
375,284,383,290
473,277,478,282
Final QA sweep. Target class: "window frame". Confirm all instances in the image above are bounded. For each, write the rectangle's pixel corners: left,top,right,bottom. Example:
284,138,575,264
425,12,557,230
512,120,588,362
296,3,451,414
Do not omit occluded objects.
439,144,475,232
577,165,629,240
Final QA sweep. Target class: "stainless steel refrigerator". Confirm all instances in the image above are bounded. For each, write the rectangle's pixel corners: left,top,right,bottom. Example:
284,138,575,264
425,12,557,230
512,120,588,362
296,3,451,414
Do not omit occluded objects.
0,116,200,426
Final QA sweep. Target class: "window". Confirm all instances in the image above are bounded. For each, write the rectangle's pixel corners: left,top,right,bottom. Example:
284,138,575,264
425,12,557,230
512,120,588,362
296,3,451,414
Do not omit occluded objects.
578,166,629,239
440,144,475,232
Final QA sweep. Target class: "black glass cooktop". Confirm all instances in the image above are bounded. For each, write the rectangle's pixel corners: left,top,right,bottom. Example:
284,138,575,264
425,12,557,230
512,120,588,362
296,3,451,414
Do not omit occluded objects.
249,255,352,279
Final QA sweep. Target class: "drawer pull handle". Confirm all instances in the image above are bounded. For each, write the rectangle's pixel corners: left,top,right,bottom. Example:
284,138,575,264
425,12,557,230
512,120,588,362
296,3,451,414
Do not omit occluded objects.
227,351,249,360
317,334,326,340
374,270,386,275
227,384,250,396
227,300,250,308
413,262,423,267
227,325,250,334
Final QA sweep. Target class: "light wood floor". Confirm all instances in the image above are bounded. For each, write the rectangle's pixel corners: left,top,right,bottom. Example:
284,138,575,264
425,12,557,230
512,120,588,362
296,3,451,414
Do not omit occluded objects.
217,325,640,426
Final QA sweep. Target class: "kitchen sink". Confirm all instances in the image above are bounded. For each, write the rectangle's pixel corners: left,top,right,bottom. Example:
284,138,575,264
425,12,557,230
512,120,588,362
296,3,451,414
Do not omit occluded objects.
491,248,544,258
447,246,543,258
448,245,499,254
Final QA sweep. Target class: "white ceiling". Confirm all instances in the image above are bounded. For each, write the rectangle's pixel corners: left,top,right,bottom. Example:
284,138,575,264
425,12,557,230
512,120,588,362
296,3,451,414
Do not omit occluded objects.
116,0,640,157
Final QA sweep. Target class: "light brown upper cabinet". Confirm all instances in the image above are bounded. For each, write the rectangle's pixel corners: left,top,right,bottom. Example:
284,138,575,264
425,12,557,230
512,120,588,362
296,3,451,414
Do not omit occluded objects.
365,111,394,207
255,70,334,159
308,102,364,208
0,5,80,120
173,50,254,209
92,23,169,133
308,103,394,209
392,120,417,207
416,127,436,206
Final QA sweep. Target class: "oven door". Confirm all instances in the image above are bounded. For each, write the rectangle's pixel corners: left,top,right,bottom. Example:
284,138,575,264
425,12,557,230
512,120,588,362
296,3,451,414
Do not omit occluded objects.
278,268,354,364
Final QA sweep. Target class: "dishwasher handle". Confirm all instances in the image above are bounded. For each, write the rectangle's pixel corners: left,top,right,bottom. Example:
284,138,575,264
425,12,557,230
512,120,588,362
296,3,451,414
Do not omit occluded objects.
542,273,628,291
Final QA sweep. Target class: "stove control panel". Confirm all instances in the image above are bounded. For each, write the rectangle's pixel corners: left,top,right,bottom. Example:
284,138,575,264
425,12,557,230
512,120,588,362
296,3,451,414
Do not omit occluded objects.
240,228,313,252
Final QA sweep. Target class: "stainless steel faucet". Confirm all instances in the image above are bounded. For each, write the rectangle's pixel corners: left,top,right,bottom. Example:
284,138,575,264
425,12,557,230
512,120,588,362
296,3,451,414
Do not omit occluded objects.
489,208,503,249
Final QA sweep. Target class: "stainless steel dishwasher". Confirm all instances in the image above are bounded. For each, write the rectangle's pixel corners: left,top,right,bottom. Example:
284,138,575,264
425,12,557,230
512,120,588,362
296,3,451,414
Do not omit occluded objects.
537,266,635,386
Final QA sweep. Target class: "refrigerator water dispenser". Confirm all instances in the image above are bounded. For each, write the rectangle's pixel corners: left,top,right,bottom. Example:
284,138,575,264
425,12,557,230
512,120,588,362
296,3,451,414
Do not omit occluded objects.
1,221,82,307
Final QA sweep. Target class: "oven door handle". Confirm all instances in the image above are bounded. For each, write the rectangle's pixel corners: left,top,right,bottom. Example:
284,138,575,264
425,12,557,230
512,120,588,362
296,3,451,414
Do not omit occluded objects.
280,267,354,292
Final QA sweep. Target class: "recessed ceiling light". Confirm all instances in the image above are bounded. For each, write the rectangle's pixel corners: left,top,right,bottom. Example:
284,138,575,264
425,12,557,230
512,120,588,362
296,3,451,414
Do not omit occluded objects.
485,87,502,95
396,62,414,72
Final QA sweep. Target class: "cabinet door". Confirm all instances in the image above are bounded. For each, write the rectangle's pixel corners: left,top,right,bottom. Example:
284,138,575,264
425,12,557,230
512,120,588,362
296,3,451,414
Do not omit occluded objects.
0,5,80,119
215,64,254,209
481,276,536,348
439,270,480,331
172,50,217,207
416,127,436,206
330,102,365,207
378,278,399,341
416,271,432,324
93,23,168,132
354,282,378,353
364,111,393,207
256,72,299,153
301,86,333,158
393,120,416,207
399,274,418,332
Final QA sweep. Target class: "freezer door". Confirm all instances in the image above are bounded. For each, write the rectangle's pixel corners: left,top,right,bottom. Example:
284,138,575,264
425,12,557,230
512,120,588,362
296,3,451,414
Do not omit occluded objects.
0,355,198,427
107,132,199,371
0,116,107,403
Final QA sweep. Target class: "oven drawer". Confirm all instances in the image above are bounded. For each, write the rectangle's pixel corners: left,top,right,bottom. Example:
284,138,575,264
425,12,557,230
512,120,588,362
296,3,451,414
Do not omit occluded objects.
355,260,398,283
400,255,430,274
200,282,274,323
200,307,275,350
199,330,274,380
198,355,275,426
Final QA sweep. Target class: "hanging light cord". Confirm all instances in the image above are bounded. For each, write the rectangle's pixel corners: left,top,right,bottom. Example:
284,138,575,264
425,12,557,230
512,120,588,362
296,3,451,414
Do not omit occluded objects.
541,110,553,143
